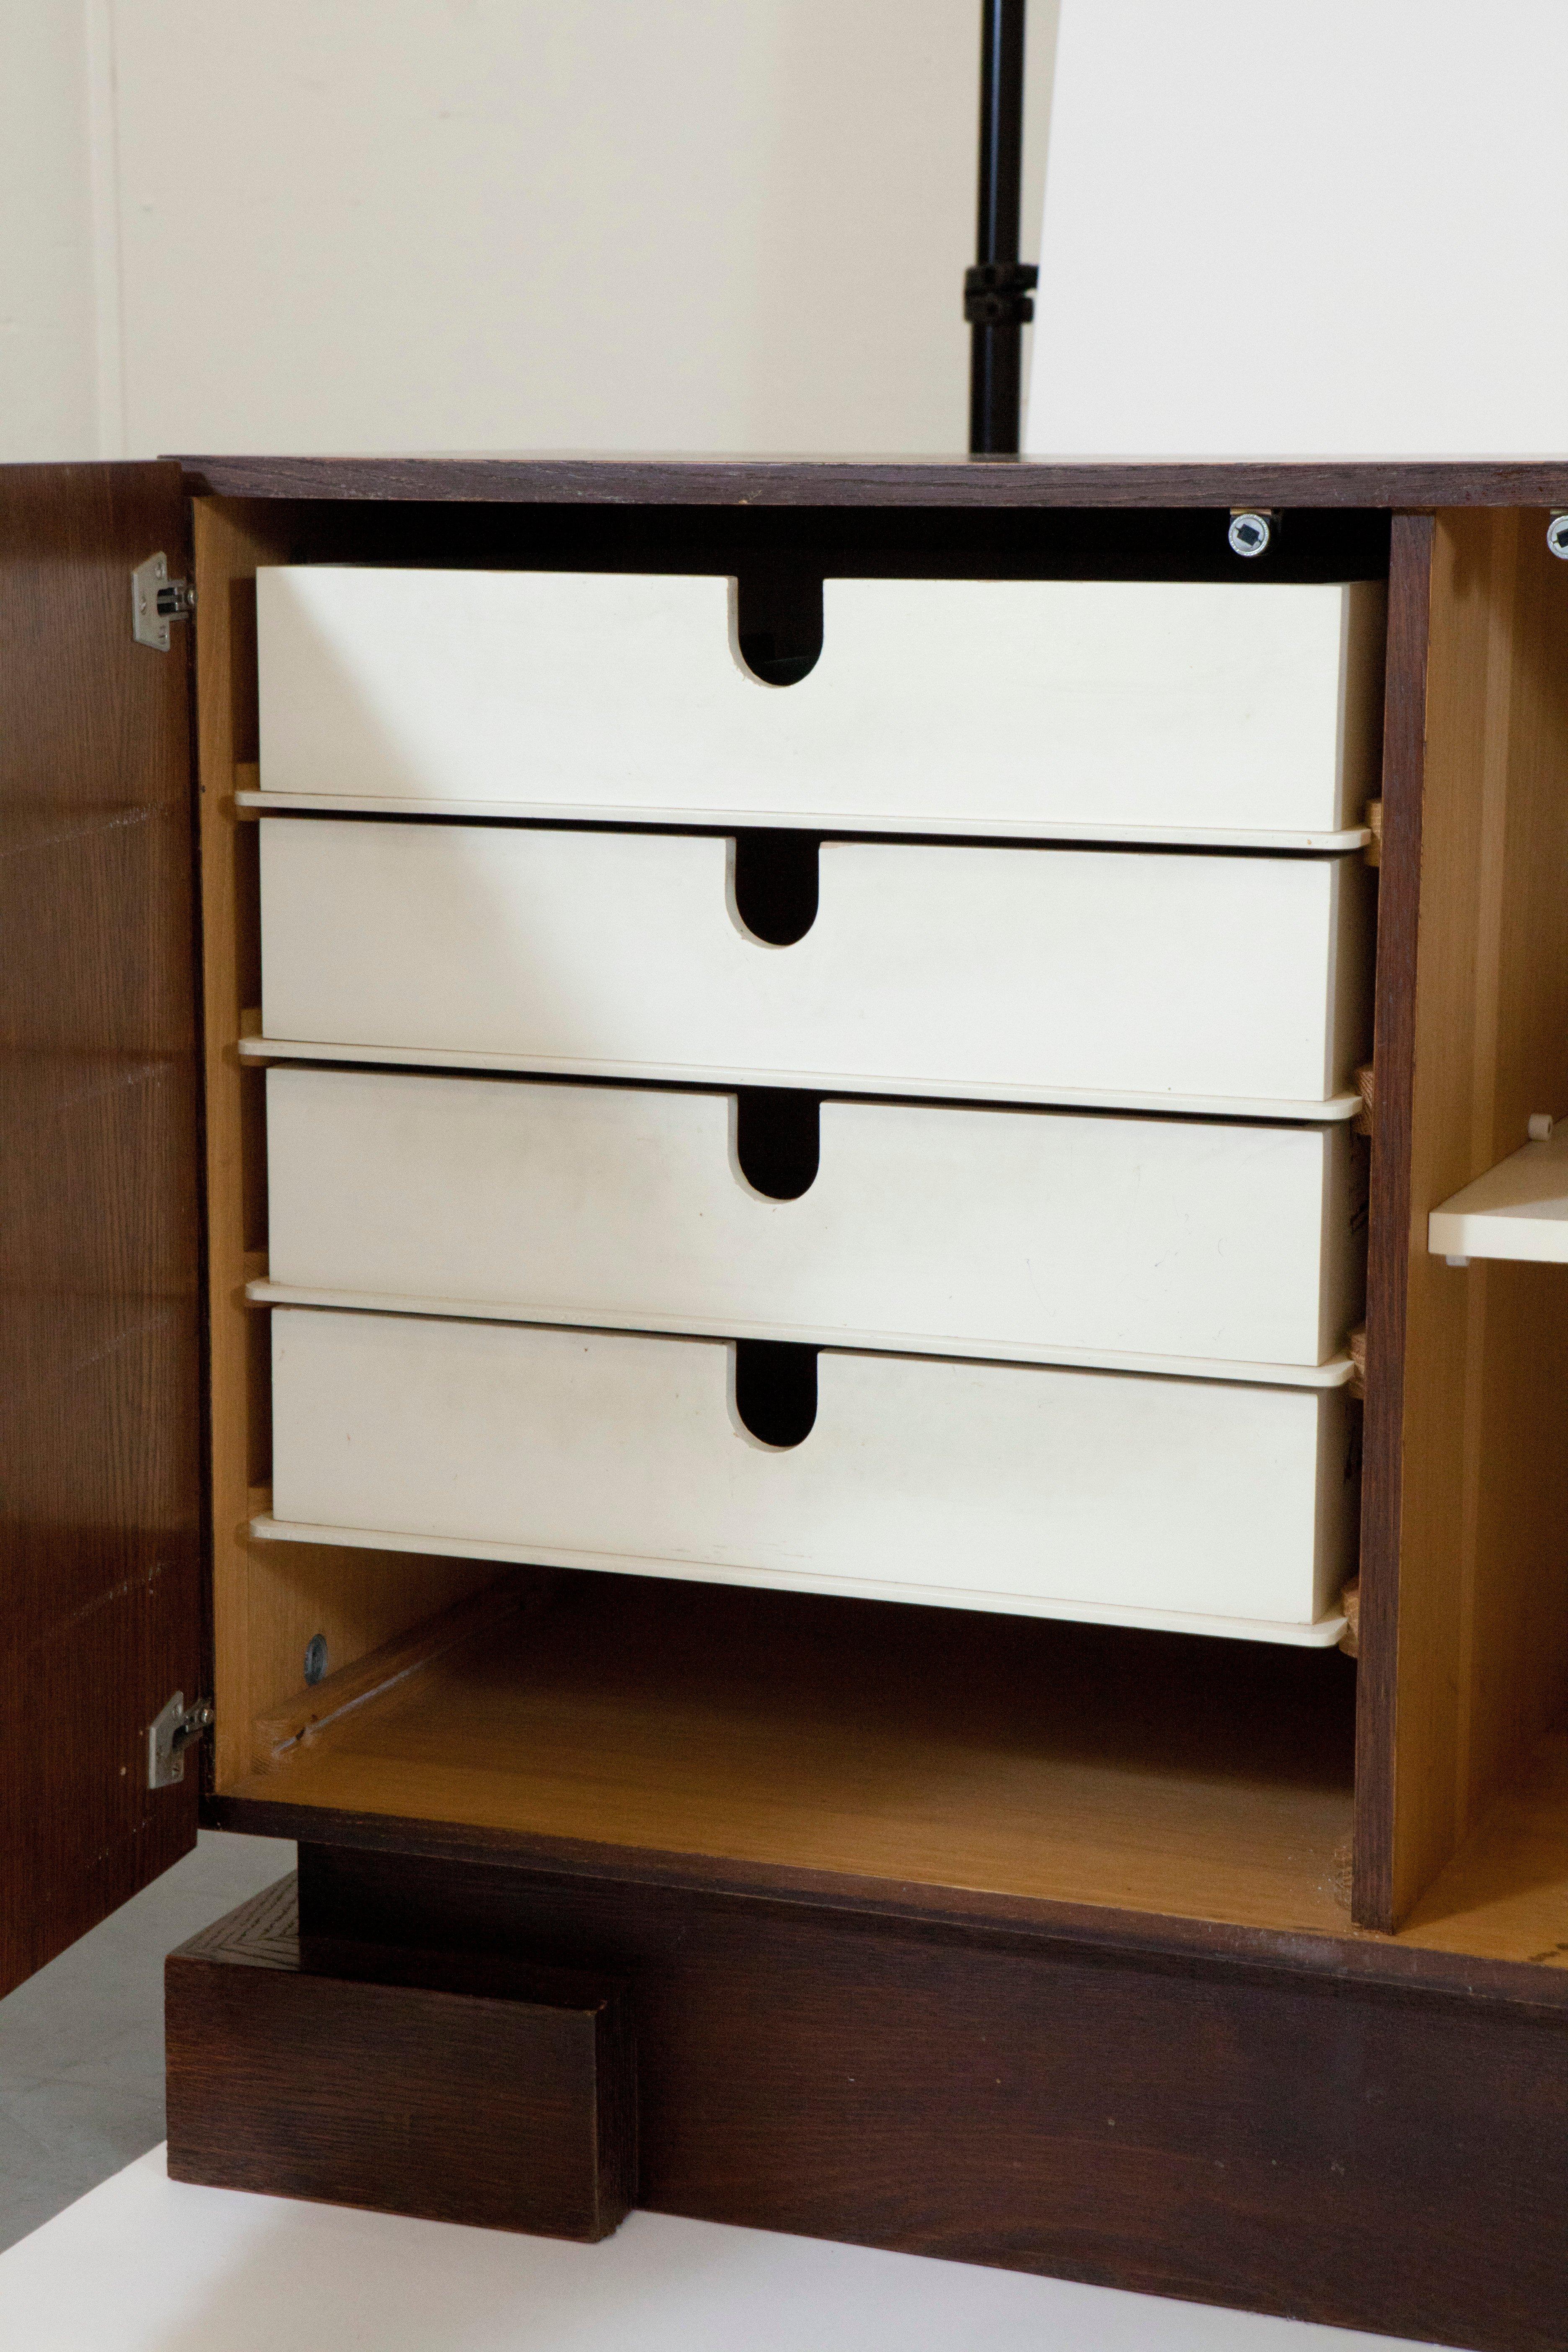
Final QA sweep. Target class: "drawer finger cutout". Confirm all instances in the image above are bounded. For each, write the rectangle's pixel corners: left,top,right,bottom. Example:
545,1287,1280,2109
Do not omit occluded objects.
253,570,1385,846
263,1310,1355,1641
262,1069,1364,1376
255,823,1374,1118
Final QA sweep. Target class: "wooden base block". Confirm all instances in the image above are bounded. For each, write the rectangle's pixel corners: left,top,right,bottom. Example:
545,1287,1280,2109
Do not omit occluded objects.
165,1852,1568,2349
165,1878,634,2240
278,1843,1564,2352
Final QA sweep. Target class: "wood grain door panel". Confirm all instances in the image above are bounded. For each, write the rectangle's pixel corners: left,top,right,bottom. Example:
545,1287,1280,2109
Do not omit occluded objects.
0,462,204,1994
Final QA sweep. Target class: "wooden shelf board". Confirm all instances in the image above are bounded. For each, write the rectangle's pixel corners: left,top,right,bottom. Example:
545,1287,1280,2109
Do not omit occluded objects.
223,1570,1361,1939
232,786,1373,854
243,1282,1357,1391
248,1515,1350,1649
219,1573,1568,1966
235,1033,1365,1125
1429,1127,1568,1262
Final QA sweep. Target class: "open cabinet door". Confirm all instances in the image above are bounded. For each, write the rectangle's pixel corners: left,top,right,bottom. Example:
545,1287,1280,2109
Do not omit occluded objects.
1,463,205,1995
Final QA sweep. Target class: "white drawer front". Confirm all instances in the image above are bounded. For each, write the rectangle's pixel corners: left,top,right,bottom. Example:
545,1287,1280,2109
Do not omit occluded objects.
266,1069,1363,1372
254,569,1383,844
257,822,1372,1117
268,1310,1352,1633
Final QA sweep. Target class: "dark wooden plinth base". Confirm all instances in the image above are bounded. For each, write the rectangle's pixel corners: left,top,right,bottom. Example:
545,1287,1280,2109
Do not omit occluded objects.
167,1852,1568,2352
165,1876,634,2239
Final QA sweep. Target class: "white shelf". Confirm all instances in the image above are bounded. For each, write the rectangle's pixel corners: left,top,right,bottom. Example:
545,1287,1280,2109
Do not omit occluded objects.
244,1279,1357,1389
1429,1126,1568,1264
236,1034,1364,1124
249,1512,1351,1648
234,788,1372,854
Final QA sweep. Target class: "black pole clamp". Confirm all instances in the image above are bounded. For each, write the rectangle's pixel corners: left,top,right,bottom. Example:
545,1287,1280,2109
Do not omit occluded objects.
964,259,1038,327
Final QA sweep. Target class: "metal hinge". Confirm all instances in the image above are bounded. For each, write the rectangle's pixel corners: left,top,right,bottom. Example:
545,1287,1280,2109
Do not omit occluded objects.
148,1691,215,1789
132,552,196,651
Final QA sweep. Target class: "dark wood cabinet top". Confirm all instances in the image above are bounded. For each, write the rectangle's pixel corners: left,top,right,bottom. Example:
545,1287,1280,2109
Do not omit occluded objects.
173,452,1568,509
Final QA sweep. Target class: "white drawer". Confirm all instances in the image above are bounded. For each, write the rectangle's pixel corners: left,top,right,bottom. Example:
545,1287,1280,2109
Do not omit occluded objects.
264,1310,1353,1639
252,569,1384,846
255,822,1372,1119
263,1069,1363,1377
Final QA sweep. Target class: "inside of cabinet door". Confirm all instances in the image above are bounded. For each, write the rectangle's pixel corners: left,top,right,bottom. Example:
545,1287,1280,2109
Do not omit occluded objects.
192,493,1567,1968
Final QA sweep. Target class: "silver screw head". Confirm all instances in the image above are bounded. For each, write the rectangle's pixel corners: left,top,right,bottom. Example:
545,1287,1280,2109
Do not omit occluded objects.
1228,510,1272,559
1547,513,1568,560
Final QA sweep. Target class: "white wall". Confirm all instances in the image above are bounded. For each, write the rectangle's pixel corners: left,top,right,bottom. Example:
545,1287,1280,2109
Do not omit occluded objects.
0,5,99,459
2,1,1058,465
1028,0,1568,457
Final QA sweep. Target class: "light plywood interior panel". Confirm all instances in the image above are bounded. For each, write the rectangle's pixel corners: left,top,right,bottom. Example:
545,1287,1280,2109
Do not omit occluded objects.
222,1572,1568,1965
226,1575,1360,1936
199,498,1568,1969
1400,1732,1568,1967
1389,509,1568,1923
193,499,508,1778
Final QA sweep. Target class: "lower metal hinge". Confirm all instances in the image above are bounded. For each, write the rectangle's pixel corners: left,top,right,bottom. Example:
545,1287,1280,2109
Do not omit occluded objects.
132,552,196,651
148,1692,215,1789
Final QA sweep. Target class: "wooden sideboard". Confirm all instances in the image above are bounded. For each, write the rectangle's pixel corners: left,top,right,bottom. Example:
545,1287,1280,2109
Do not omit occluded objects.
5,456,1567,2352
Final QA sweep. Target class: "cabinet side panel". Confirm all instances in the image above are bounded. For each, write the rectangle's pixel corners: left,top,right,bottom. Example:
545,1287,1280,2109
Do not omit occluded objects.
191,502,535,1780
0,461,203,1993
1362,509,1568,1929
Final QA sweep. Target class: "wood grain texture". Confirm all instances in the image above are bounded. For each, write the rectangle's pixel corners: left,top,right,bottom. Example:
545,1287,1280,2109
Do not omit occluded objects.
224,1572,1360,1938
204,1792,1568,2013
1400,1733,1568,1966
0,462,204,1996
212,1553,1568,1971
1353,513,1434,1927
1364,511,1568,1929
176,452,1568,509
277,1848,1568,2352
252,1573,551,1763
192,500,516,1780
166,1878,634,2239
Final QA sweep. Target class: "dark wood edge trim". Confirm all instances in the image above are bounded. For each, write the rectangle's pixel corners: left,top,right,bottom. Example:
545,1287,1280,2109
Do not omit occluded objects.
171,455,1568,509
168,1871,300,1966
204,1796,1568,2016
169,1878,634,2024
1353,512,1435,1931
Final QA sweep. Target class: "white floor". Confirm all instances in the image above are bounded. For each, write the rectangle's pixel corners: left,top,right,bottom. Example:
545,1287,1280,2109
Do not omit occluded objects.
0,1833,298,2250
0,2145,1449,2352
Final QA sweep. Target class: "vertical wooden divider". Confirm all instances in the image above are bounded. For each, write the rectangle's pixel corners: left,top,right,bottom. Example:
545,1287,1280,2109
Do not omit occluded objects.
1355,509,1568,1931
1353,513,1432,1930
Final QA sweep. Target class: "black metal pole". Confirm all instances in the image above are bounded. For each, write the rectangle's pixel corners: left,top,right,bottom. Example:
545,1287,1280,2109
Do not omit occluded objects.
965,0,1035,455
